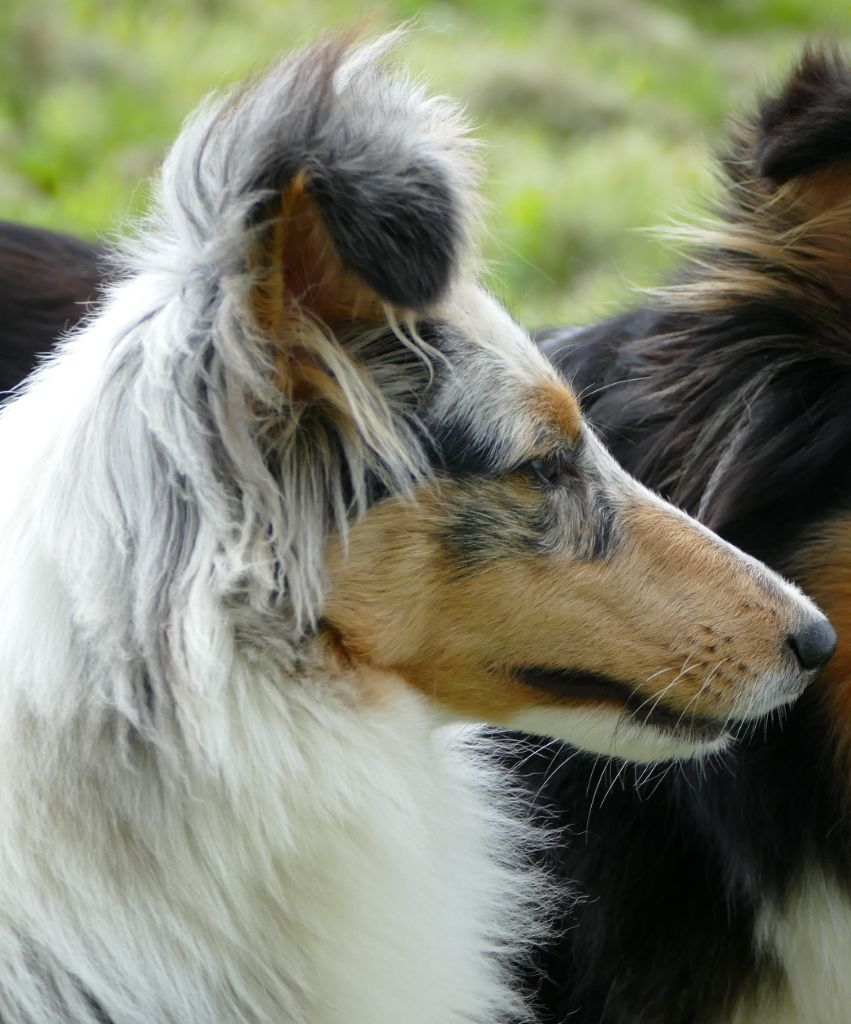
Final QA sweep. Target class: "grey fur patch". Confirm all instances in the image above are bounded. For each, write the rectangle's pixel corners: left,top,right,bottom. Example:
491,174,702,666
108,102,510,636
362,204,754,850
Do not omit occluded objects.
437,471,621,574
439,478,554,570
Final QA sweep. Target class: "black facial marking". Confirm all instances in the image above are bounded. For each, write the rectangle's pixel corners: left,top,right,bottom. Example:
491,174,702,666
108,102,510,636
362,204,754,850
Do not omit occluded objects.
512,665,726,740
437,467,620,573
428,417,502,477
590,493,619,559
527,448,580,489
438,478,556,571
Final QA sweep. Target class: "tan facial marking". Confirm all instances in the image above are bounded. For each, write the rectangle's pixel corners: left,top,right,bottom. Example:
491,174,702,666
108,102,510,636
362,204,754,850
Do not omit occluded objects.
531,379,583,442
322,476,800,727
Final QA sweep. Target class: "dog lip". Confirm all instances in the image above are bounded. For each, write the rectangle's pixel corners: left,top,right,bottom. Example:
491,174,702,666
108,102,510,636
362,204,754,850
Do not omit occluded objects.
511,665,727,740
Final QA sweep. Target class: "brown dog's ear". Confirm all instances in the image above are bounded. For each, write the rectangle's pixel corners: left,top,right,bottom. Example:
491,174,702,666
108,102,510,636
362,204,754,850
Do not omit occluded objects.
720,47,851,230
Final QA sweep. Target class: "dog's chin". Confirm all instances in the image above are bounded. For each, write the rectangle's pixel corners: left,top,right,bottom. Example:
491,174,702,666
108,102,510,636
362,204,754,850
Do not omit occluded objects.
505,705,731,763
504,665,731,762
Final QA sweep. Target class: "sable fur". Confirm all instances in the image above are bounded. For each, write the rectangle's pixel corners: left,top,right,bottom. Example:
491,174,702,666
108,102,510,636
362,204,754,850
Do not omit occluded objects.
522,46,851,1024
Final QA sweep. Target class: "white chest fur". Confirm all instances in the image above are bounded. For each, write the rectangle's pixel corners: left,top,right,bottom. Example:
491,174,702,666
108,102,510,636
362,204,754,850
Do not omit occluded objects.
730,872,851,1024
0,670,551,1024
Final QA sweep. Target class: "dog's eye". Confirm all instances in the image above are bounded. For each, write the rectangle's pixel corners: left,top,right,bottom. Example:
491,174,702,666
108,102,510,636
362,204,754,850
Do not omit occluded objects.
528,453,578,488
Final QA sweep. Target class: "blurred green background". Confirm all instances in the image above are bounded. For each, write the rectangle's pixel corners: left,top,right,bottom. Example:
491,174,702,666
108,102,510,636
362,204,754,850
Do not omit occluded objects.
1,0,849,327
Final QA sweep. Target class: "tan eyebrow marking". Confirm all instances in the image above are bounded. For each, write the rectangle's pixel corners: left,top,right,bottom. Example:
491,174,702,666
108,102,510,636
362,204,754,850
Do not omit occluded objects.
531,379,583,442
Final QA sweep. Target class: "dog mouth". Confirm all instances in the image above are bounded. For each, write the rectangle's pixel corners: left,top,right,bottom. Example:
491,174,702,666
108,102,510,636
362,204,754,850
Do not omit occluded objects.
511,665,728,743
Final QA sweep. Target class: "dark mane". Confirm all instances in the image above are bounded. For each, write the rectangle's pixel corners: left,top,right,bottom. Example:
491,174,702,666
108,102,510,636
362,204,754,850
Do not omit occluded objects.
541,52,851,564
522,47,851,1024
0,221,104,394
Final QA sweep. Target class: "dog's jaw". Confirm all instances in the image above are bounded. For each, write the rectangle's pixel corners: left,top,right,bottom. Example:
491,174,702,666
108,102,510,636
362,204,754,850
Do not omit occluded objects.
504,705,731,763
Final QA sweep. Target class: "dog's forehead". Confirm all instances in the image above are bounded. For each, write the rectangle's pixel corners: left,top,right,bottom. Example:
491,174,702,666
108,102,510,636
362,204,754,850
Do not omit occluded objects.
427,285,583,469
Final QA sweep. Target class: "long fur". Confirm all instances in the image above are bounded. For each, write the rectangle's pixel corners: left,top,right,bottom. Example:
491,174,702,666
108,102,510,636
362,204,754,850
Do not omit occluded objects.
518,47,851,1024
0,37,554,1024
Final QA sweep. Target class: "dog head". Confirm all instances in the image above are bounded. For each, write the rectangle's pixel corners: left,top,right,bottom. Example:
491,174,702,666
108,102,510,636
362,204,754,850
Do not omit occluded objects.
113,33,833,761
647,46,851,764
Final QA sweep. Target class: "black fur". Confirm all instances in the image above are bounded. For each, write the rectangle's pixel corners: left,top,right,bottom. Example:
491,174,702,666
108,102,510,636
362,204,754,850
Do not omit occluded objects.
308,157,460,309
0,222,103,394
513,668,725,740
757,47,851,183
587,491,618,559
540,306,851,565
427,409,503,477
511,48,851,1024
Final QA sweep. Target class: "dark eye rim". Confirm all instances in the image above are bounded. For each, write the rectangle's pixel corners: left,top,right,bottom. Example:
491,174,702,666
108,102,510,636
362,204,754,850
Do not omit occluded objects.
527,451,579,489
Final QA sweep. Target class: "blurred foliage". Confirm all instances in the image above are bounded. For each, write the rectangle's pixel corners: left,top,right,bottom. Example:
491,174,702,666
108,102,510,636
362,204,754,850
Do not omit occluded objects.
1,0,849,327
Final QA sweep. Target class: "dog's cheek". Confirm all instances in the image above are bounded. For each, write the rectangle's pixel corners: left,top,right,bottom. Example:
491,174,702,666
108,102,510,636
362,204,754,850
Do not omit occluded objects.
322,494,445,669
319,481,550,714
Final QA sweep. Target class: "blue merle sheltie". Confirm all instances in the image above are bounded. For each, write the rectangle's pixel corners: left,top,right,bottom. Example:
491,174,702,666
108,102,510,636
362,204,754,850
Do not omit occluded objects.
506,46,851,1024
0,31,827,1024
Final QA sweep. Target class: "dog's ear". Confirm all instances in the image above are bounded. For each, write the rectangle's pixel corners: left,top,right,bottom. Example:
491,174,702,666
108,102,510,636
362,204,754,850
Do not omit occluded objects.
221,34,481,339
250,158,456,340
155,32,479,343
688,47,851,306
755,48,851,186
721,47,851,231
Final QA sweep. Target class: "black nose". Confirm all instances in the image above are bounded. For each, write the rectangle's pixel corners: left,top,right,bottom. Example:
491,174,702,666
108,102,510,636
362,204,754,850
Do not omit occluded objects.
786,618,838,672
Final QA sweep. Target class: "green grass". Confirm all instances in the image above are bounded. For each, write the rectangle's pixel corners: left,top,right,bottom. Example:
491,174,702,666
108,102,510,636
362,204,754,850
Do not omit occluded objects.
1,0,849,327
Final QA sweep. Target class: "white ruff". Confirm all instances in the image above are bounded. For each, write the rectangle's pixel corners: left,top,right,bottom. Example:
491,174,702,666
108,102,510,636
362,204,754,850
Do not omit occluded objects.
0,38,555,1023
0,609,549,1023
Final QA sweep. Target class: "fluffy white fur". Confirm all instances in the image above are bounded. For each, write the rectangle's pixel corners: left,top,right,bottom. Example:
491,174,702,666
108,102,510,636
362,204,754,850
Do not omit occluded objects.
0,37,557,1024
725,875,851,1024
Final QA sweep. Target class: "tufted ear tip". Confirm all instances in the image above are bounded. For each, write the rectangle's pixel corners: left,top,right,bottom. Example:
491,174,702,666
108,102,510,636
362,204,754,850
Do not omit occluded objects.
753,46,851,185
158,29,482,327
229,31,481,322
